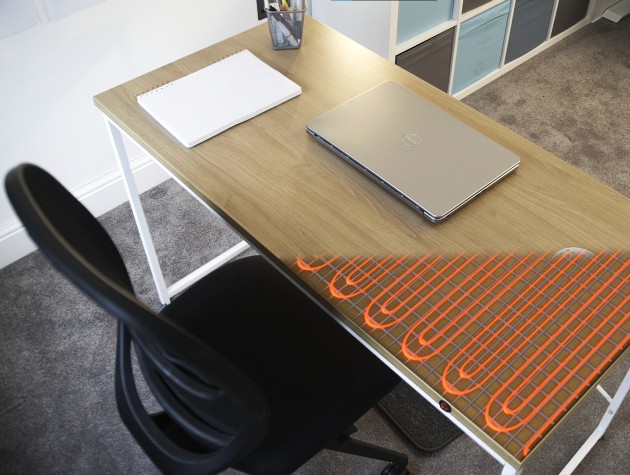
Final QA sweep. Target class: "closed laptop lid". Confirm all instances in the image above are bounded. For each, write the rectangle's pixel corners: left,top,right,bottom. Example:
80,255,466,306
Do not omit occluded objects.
306,81,520,222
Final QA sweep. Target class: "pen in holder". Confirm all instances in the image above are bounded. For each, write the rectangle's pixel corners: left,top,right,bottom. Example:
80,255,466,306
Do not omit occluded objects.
265,0,306,50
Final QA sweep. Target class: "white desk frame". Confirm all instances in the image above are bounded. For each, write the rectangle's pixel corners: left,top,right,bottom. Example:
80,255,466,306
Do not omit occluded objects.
560,367,630,475
104,117,250,305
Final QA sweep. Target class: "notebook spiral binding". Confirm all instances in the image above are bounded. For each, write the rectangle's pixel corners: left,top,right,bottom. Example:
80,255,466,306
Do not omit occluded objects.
137,50,245,97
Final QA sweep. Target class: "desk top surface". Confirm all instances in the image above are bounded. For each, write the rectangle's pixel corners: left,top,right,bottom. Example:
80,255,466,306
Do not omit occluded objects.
95,18,630,467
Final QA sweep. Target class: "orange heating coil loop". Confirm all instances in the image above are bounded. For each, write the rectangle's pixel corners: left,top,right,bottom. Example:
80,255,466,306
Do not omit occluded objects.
401,252,549,361
485,252,628,427
487,258,630,456
329,255,410,299
296,256,338,272
441,250,612,396
363,253,467,329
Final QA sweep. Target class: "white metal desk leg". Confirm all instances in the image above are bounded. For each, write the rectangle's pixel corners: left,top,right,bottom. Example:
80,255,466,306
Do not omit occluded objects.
501,463,521,475
560,367,630,475
104,118,171,304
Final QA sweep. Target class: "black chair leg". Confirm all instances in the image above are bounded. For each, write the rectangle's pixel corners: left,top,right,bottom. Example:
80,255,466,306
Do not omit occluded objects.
326,433,409,468
381,461,411,475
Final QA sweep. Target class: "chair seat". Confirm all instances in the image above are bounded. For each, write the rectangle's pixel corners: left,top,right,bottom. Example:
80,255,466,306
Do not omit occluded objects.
162,255,400,474
7,164,408,475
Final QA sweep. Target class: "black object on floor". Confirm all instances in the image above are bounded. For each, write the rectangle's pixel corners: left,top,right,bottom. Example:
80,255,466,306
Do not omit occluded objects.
378,381,462,454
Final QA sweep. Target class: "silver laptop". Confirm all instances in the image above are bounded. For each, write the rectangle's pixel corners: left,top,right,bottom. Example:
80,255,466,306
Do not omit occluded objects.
306,81,520,222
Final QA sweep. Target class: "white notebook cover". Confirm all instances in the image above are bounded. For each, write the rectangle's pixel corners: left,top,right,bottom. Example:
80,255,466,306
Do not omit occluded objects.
137,50,302,148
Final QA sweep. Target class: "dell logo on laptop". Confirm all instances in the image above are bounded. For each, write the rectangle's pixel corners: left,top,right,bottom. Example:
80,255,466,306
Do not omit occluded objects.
402,133,421,146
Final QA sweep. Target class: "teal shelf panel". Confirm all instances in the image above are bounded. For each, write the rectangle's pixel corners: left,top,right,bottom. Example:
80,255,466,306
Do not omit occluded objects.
452,0,510,94
397,0,454,45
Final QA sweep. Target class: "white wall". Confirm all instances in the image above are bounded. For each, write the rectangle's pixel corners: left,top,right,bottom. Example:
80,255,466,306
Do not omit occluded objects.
0,0,263,268
310,0,392,59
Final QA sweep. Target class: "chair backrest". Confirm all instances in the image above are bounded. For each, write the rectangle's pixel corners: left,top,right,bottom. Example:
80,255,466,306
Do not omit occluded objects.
5,164,270,474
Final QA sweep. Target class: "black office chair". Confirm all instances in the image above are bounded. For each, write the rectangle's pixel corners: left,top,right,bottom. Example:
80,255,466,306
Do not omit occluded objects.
5,163,409,475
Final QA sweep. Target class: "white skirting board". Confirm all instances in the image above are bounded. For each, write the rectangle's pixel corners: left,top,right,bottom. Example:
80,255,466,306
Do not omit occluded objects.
603,0,630,22
0,155,168,269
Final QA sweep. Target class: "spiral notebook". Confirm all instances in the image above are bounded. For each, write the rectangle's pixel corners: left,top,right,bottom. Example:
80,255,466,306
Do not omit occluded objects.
137,49,302,148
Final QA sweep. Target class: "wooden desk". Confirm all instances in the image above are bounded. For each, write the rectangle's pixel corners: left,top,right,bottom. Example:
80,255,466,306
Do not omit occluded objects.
94,17,630,474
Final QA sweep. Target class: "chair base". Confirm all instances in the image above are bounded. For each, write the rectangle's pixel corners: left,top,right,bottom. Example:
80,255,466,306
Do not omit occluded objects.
382,462,411,475
325,425,409,473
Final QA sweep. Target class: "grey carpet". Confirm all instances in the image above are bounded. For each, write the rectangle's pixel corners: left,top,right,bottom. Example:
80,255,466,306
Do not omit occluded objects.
1,16,630,475
463,16,630,198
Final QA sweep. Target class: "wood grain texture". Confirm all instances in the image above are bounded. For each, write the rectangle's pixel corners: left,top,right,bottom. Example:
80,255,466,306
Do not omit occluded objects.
94,17,630,265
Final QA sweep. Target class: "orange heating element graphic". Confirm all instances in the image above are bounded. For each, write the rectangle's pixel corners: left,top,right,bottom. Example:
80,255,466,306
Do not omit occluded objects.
294,252,630,460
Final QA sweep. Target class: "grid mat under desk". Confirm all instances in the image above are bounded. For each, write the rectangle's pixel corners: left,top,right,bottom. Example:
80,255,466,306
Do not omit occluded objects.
292,251,630,462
